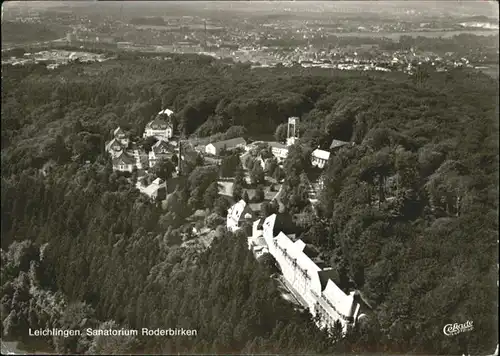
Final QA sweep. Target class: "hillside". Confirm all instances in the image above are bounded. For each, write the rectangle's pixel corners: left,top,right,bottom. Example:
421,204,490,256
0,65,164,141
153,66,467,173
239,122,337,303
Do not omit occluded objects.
1,53,498,354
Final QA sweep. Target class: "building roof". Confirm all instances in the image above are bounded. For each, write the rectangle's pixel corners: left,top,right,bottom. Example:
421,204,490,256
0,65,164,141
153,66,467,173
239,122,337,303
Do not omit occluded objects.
263,213,296,238
330,139,351,150
318,268,341,291
146,118,172,130
158,108,174,117
274,231,322,278
322,279,356,320
228,199,253,224
114,127,126,137
267,141,288,150
151,177,164,185
303,244,320,259
312,148,331,161
208,137,247,150
105,138,123,152
152,139,170,153
112,151,135,165
143,181,166,197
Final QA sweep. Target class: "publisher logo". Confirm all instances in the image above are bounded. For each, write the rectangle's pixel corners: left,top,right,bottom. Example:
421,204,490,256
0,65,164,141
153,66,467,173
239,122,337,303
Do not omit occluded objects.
443,321,474,336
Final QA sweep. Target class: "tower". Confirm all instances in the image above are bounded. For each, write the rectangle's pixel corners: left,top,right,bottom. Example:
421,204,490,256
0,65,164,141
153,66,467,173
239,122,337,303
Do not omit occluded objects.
177,140,182,176
286,117,299,146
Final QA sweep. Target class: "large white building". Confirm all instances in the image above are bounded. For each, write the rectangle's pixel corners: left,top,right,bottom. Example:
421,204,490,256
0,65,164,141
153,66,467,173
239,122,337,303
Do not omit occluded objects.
143,109,174,140
258,213,362,334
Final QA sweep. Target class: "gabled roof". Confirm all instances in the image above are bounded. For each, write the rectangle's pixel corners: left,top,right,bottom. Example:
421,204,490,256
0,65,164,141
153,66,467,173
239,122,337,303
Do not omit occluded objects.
152,139,170,153
303,244,320,259
322,279,356,319
105,138,123,152
330,139,351,150
209,137,247,150
146,118,172,130
228,199,253,224
318,268,341,292
312,148,331,161
112,151,135,165
151,177,164,185
143,181,166,197
262,213,296,238
114,127,126,137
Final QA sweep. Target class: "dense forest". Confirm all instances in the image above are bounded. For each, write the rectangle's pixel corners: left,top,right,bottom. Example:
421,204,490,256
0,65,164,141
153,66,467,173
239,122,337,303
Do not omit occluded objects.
1,52,498,354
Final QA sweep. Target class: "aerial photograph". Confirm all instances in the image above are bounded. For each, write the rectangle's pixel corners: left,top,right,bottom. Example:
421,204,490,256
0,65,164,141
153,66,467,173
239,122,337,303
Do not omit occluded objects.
1,1,498,355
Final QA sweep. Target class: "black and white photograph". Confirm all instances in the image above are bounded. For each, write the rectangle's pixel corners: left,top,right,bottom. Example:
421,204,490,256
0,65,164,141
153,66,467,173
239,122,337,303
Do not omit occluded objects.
1,1,498,355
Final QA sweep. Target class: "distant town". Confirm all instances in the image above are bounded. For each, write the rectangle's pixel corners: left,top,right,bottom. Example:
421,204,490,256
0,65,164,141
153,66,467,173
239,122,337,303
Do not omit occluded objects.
2,2,499,77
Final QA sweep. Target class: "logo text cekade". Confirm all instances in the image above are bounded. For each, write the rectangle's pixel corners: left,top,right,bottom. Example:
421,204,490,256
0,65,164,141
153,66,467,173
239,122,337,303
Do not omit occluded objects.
29,328,197,338
443,321,474,336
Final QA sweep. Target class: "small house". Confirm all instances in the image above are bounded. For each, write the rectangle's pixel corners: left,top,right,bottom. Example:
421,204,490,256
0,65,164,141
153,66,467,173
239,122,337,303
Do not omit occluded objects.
205,137,247,156
311,149,330,169
149,139,171,168
227,199,253,232
112,151,135,172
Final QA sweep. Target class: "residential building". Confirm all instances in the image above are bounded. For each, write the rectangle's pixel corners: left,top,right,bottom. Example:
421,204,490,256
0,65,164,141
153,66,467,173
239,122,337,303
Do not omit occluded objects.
113,126,129,146
227,199,254,232
105,138,124,158
112,151,136,172
205,137,247,156
268,141,289,161
260,213,362,334
148,139,171,168
311,149,330,169
143,109,174,140
105,126,130,158
136,177,167,200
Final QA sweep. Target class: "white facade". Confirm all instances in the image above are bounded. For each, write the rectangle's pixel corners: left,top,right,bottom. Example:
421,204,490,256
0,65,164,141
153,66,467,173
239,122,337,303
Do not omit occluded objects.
227,200,252,232
143,126,173,141
131,150,143,170
206,137,247,156
113,162,134,172
143,110,174,140
260,213,360,334
311,149,331,169
269,142,289,161
205,143,217,156
286,116,299,147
